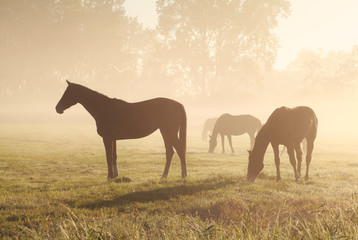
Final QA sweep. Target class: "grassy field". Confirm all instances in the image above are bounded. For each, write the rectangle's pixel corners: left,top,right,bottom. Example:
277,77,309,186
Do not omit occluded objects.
0,123,358,239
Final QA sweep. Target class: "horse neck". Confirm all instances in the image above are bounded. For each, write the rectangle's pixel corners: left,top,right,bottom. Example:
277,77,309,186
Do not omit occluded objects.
211,125,219,139
251,124,270,157
76,86,110,120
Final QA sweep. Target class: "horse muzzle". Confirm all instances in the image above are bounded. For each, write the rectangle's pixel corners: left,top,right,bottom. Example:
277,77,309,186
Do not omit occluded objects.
55,104,64,114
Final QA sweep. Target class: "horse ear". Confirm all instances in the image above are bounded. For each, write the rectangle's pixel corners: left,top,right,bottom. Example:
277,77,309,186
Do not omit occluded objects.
66,79,71,85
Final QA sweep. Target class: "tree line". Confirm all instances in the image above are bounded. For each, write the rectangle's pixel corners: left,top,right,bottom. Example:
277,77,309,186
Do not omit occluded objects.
1,0,357,109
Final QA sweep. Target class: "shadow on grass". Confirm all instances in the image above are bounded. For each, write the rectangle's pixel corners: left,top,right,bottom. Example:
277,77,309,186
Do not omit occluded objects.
258,172,315,183
257,172,277,181
144,151,211,155
77,176,244,209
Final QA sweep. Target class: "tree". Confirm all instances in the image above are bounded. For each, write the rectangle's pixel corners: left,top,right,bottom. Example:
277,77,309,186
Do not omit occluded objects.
156,0,290,97
0,0,148,104
336,45,358,98
287,47,358,99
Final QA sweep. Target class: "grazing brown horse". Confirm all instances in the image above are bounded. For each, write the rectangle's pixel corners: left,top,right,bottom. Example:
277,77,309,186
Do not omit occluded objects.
208,114,262,153
202,117,218,142
56,80,187,179
247,106,318,182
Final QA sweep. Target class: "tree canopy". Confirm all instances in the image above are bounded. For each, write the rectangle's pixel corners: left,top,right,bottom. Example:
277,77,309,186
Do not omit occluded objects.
157,0,290,96
1,0,291,103
3,0,357,112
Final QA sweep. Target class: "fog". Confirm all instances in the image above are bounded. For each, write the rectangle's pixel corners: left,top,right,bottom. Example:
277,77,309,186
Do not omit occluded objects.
1,0,358,150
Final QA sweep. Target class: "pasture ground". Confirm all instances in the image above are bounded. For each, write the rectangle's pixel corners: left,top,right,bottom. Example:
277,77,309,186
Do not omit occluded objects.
0,123,358,239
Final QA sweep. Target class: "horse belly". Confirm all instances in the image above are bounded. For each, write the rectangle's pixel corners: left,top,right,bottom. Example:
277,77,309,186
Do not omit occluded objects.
221,128,246,136
272,127,305,145
97,120,158,140
231,129,246,136
116,124,158,139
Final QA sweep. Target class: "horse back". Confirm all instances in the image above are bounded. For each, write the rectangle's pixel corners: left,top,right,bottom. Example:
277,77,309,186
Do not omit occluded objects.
267,106,317,143
214,114,261,135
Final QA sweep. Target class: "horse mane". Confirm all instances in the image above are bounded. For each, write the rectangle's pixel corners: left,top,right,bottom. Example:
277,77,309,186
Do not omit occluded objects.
72,83,110,101
210,120,220,139
265,106,287,124
251,123,270,153
72,83,128,105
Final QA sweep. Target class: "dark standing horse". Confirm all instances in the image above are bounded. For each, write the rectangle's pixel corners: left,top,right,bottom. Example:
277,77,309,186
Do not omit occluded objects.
56,80,187,179
208,114,262,153
202,117,218,142
247,106,318,182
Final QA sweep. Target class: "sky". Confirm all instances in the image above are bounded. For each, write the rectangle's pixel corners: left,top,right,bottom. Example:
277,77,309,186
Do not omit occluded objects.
123,0,358,70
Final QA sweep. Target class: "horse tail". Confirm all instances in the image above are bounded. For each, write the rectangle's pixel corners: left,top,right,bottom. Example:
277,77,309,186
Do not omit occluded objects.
179,105,187,157
308,110,318,140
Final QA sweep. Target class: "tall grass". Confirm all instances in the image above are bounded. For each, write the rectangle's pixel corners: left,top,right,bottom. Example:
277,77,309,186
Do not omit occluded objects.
0,123,357,239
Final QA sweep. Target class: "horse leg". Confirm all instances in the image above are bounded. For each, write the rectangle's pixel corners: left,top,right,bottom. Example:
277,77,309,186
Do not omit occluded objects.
271,142,281,181
227,135,234,154
112,140,118,178
305,139,314,180
287,145,299,180
103,138,114,179
220,133,225,153
160,130,174,179
294,141,303,178
172,137,187,178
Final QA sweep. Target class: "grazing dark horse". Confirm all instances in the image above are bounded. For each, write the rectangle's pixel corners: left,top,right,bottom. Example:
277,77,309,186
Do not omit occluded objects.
56,80,187,179
202,117,218,142
247,106,318,182
208,114,262,153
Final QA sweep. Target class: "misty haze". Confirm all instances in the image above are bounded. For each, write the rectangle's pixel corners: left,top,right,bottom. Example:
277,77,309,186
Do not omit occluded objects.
1,0,358,238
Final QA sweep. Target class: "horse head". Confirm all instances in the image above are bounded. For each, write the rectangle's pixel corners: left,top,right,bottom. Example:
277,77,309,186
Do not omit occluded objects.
247,150,264,182
56,80,78,114
208,134,217,153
